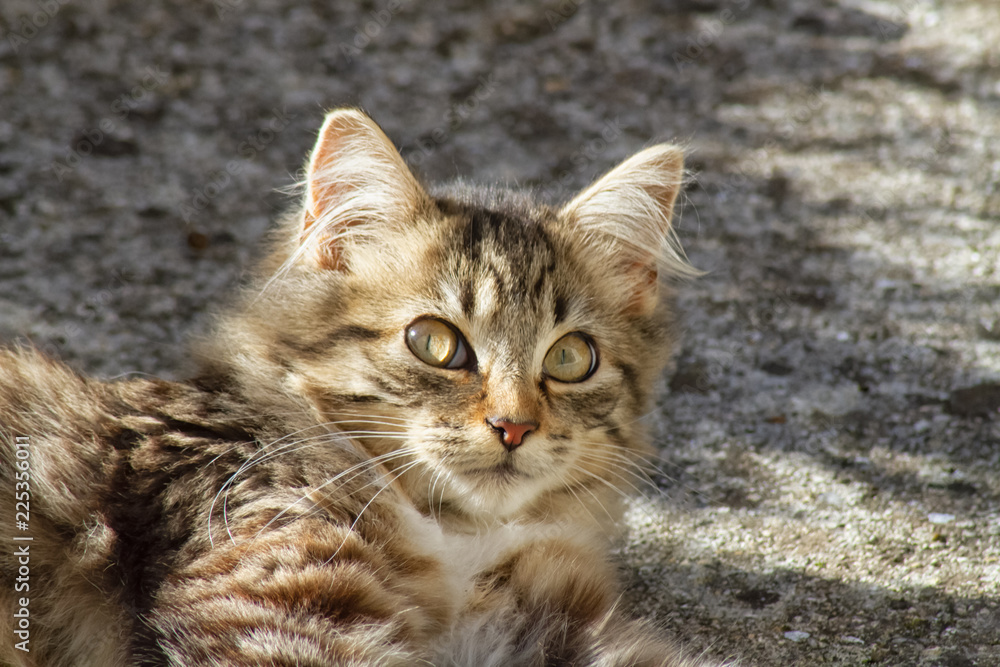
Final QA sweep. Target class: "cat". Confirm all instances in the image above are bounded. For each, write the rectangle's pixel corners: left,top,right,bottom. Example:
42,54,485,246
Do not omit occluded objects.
0,108,719,666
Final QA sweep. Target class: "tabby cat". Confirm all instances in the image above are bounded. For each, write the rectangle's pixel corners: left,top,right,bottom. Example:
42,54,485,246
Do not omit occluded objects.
0,109,718,666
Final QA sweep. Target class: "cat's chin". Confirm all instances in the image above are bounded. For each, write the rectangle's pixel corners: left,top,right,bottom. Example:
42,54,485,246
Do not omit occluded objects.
440,465,553,520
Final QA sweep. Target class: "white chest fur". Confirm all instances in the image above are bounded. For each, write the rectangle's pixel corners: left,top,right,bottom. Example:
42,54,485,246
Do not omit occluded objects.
397,503,597,603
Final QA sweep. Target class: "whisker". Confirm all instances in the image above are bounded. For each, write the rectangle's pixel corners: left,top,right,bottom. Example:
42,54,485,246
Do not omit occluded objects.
573,450,660,496
567,462,676,528
560,480,605,528
574,457,652,500
324,459,424,564
250,448,421,542
209,421,416,546
611,456,709,505
427,469,442,523
328,411,419,425
215,431,354,545
565,463,631,506
571,440,702,499
209,422,356,545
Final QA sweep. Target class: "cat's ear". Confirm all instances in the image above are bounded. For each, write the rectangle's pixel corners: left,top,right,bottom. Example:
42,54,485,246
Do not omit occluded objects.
559,144,696,313
299,108,429,271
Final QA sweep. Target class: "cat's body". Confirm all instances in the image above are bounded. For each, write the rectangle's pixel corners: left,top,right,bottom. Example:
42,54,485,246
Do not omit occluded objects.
0,110,715,666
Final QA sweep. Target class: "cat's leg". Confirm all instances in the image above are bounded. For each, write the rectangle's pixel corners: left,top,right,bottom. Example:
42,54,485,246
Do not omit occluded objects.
145,517,451,666
463,538,721,667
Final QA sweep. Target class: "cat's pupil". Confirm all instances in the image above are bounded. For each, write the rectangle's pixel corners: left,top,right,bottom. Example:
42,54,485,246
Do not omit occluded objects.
424,333,450,360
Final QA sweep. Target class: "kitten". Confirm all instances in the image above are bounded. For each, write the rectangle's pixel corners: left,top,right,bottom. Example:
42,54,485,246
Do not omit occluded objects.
0,109,718,666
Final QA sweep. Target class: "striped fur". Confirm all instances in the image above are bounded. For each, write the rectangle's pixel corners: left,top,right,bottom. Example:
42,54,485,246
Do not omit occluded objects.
0,109,723,666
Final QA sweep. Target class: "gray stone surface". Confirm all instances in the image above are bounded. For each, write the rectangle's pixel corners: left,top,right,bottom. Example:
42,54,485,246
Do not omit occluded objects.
1,0,998,664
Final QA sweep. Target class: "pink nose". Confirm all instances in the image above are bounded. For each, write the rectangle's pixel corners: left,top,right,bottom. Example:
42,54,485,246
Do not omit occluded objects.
487,418,537,451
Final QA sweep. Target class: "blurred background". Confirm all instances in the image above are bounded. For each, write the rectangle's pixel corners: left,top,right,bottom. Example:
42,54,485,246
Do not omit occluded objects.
1,1,998,664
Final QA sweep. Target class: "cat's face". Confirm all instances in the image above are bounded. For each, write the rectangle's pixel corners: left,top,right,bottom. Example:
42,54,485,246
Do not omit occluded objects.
247,110,691,521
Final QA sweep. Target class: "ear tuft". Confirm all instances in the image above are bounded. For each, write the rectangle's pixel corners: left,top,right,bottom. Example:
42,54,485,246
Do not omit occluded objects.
559,144,698,313
296,108,428,271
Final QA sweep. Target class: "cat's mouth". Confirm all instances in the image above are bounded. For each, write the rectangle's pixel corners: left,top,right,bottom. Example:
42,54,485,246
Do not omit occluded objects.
463,458,528,482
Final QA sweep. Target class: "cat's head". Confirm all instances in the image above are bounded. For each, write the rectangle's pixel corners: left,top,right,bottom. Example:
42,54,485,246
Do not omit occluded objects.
223,109,693,522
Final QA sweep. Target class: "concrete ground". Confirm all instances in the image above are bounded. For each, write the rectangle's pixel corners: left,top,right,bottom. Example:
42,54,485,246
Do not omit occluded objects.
1,0,997,664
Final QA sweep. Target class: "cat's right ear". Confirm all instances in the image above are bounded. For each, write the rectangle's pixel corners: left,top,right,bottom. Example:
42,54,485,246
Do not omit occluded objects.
299,109,429,271
559,144,697,314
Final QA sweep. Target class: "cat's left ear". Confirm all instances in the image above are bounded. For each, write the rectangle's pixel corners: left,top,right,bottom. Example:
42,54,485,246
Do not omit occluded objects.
559,144,697,314
299,108,431,271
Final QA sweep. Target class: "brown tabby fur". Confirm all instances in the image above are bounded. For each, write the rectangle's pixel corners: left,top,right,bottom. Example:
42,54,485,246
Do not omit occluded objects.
0,109,721,666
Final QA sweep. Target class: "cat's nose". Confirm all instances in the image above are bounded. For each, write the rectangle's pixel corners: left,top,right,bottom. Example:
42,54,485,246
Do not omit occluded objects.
486,417,537,452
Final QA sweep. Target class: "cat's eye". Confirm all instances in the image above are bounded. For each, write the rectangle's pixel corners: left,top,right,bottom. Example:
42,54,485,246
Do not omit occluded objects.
405,318,471,369
543,333,597,383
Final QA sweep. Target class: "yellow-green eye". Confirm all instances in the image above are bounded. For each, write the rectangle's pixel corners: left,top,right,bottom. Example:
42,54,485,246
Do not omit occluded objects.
543,333,597,382
405,318,471,369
